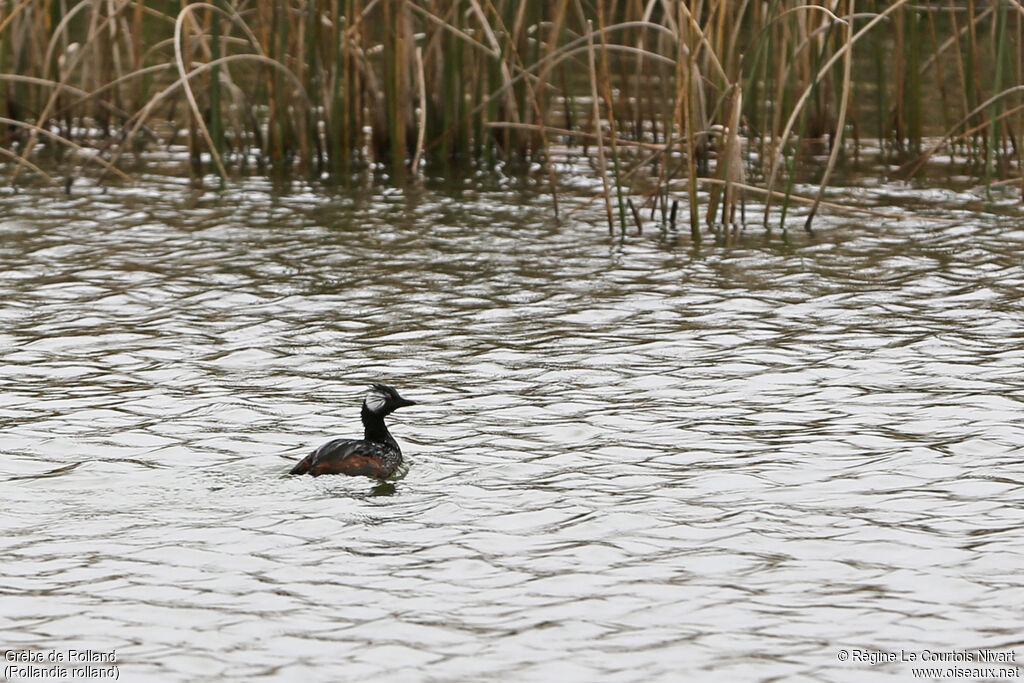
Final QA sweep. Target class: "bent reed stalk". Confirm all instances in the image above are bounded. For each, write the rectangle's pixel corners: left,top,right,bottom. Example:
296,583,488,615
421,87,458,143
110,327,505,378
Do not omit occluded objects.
0,1,1021,231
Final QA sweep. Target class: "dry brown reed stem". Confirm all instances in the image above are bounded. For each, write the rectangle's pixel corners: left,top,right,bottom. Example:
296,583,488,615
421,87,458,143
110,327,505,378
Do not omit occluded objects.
0,144,56,185
467,0,519,124
696,176,959,224
1018,6,1024,199
11,2,187,180
680,26,703,237
586,18,614,236
763,1,910,224
0,73,144,125
439,20,676,147
484,121,665,151
13,0,116,182
406,4,497,56
535,0,570,218
698,178,961,224
102,53,310,175
901,84,1024,180
805,0,855,233
0,116,130,181
674,1,728,83
411,45,426,175
174,4,226,179
595,0,626,235
722,89,744,227
920,3,993,78
562,174,959,226
495,3,563,217
0,0,34,34
0,0,1019,226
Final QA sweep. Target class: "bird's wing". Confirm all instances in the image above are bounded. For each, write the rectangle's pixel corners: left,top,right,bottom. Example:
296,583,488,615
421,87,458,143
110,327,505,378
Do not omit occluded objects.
290,438,361,475
308,439,395,478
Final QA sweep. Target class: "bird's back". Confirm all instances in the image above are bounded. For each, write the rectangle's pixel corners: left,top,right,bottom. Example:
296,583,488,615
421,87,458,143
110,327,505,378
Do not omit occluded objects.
289,437,402,478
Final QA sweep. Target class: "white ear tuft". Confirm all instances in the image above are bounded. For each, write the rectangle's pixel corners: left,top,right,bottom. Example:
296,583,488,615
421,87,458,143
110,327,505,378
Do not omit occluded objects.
365,387,388,413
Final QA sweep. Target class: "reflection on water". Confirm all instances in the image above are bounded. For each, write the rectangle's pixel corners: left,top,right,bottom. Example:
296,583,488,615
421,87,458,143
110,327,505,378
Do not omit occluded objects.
1,178,1023,681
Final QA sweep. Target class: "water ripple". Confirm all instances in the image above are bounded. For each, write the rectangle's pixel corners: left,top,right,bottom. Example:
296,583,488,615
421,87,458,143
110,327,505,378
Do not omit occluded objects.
1,182,1023,680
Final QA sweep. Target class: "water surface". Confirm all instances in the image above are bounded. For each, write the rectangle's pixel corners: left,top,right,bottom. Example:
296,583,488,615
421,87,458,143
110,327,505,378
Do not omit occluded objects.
2,178,1023,681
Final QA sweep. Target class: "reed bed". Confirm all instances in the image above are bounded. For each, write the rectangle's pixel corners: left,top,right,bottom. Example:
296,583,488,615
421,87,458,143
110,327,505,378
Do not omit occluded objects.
1,1,1023,232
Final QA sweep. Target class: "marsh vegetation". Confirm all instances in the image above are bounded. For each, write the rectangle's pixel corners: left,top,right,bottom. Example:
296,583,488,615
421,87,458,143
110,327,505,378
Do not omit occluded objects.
1,1,1022,232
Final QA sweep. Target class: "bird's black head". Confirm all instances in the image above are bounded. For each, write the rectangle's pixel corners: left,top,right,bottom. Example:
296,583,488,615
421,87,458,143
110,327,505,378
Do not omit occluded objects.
363,383,417,416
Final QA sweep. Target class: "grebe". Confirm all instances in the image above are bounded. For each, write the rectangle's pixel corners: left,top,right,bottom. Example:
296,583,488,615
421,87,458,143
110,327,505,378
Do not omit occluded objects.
289,384,416,479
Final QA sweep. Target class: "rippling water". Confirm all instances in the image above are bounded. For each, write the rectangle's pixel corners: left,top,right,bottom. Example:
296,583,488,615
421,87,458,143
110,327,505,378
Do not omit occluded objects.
2,178,1023,681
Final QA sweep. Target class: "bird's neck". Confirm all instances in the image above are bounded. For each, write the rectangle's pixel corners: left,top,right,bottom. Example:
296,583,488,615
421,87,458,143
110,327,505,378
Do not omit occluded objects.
361,404,397,448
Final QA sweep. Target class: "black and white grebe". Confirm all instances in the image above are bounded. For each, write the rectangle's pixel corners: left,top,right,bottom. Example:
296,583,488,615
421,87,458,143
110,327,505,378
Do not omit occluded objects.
289,384,417,479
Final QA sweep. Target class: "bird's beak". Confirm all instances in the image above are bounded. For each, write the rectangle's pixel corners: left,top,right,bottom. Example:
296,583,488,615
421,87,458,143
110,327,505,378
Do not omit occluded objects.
399,398,417,408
